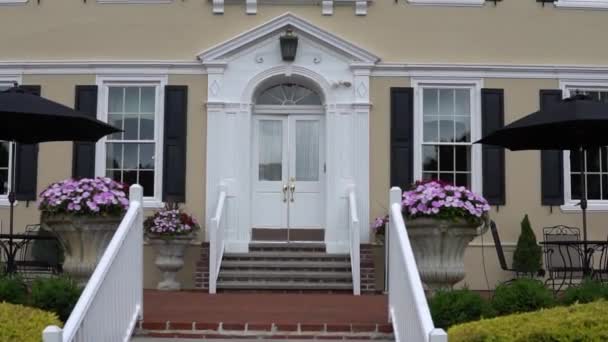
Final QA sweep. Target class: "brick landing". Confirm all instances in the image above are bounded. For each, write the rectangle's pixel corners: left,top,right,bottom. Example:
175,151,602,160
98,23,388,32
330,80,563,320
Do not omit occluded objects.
136,290,393,340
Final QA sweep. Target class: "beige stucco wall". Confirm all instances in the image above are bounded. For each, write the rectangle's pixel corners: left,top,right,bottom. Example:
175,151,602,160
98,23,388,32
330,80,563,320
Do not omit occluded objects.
0,1,607,64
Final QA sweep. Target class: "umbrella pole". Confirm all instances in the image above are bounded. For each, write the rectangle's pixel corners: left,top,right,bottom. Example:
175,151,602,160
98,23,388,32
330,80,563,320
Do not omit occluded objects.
579,147,589,276
6,141,16,274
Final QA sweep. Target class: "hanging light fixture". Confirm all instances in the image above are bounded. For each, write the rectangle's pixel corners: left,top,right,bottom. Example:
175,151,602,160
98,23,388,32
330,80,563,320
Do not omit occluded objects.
280,28,298,62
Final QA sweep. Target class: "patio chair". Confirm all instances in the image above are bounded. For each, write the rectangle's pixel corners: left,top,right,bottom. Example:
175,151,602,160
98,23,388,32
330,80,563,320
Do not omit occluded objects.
490,221,544,284
490,221,515,276
15,224,63,282
543,225,584,292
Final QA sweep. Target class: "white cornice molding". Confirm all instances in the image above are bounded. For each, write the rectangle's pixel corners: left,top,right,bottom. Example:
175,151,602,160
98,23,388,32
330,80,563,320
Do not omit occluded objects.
6,60,608,80
0,60,204,75
554,0,608,9
407,0,484,6
372,62,608,79
197,12,380,64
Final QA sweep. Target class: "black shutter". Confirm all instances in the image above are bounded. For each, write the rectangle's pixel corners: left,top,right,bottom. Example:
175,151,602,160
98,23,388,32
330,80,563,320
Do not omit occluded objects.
390,87,414,190
540,89,564,206
481,89,506,206
162,86,188,203
72,85,98,179
14,85,41,201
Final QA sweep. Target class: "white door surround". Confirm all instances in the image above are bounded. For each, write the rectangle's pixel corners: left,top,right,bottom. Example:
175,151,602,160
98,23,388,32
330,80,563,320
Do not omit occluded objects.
202,12,378,253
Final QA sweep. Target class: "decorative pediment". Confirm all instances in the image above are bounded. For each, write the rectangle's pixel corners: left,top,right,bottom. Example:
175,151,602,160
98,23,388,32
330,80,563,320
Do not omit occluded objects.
197,13,380,65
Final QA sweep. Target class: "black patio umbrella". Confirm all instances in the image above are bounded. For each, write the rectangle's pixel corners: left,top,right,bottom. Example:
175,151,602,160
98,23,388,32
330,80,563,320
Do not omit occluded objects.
476,94,608,275
0,85,120,273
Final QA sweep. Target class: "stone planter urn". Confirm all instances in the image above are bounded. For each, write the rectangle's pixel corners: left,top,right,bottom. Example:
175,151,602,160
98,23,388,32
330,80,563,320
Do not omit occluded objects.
407,217,487,292
148,235,193,291
41,214,122,285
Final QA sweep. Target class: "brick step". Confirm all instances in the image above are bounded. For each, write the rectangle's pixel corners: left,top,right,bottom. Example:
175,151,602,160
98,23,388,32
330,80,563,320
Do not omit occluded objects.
219,270,353,281
223,255,349,263
135,321,394,341
221,260,351,269
217,280,353,290
249,243,326,252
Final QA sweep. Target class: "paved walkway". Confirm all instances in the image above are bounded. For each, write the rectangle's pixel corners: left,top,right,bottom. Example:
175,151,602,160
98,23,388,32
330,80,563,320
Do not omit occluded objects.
143,290,389,324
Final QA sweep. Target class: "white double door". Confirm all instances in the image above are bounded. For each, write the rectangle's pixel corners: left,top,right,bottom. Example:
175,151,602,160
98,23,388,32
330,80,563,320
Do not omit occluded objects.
252,114,325,230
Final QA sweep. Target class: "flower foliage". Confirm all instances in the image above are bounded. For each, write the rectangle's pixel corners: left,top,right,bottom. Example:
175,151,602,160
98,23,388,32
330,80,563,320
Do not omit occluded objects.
371,215,389,236
39,177,129,216
144,204,200,238
402,180,490,224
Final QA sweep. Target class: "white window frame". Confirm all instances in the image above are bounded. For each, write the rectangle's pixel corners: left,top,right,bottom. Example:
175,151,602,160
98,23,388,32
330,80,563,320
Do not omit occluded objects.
560,80,608,212
555,0,608,9
95,75,167,208
407,0,484,7
411,78,483,194
0,76,21,207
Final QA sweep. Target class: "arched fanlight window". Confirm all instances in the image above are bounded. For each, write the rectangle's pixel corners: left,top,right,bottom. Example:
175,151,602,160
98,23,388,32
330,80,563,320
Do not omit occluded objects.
256,83,322,105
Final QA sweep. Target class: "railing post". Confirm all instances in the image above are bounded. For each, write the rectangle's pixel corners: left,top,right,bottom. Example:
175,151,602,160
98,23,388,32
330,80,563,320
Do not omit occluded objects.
42,325,63,342
387,187,402,294
130,184,144,321
429,328,448,342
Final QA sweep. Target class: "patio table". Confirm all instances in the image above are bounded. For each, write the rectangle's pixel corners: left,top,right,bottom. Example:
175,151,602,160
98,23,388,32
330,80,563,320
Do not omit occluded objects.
539,240,608,281
0,233,60,274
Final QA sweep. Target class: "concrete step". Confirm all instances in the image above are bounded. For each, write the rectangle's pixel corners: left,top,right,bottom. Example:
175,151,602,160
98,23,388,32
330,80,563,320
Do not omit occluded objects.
221,260,351,270
133,338,395,342
249,242,326,252
218,270,353,280
217,280,353,290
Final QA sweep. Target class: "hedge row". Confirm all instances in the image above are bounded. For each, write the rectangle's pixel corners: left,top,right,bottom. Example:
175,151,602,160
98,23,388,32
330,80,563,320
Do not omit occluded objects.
0,302,61,342
448,300,608,342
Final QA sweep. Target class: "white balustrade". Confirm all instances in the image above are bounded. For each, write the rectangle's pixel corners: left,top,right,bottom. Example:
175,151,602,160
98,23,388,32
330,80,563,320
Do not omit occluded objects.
42,184,144,342
348,185,361,296
387,187,447,342
209,184,227,294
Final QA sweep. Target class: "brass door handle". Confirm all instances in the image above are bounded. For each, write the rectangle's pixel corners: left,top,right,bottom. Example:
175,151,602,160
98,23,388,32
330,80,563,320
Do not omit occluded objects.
289,182,296,202
282,184,288,202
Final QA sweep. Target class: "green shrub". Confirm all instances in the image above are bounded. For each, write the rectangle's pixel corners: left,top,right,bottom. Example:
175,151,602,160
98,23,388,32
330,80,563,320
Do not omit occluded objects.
30,276,81,322
561,279,608,305
429,289,493,329
0,274,27,304
448,300,608,342
0,302,61,342
491,278,554,315
512,215,542,275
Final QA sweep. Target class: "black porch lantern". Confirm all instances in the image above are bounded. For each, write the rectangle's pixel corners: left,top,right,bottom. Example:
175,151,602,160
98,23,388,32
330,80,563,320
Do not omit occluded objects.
280,28,298,62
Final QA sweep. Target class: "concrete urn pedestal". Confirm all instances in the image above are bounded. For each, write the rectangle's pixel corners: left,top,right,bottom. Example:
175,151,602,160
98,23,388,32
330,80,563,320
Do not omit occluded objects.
406,217,487,292
148,236,193,291
41,214,122,285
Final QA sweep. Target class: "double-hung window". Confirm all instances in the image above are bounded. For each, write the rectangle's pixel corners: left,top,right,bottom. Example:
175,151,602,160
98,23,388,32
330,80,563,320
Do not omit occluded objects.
414,80,482,192
97,77,165,206
563,85,608,210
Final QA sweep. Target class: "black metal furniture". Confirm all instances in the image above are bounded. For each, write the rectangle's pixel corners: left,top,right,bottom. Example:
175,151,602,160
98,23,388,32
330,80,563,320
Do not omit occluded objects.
540,225,608,291
490,221,516,274
0,224,62,277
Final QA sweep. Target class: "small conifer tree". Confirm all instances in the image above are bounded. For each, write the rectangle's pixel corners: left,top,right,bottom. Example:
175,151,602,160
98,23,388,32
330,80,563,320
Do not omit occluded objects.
512,215,542,276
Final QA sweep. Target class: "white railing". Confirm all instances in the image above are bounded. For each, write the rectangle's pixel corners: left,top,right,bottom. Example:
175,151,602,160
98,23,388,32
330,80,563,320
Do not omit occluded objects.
209,184,227,294
347,185,360,296
42,184,144,342
387,187,447,342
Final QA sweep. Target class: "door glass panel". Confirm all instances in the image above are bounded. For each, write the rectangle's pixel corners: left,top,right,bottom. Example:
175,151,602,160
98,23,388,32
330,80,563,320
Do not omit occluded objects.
295,120,320,181
258,120,283,181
